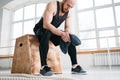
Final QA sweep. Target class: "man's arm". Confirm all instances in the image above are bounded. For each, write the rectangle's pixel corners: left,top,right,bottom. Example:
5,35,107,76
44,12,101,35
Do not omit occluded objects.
65,14,71,33
64,13,71,42
43,1,63,36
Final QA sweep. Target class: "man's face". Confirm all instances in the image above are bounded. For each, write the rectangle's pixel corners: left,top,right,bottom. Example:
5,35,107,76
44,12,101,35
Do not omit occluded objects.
62,0,75,13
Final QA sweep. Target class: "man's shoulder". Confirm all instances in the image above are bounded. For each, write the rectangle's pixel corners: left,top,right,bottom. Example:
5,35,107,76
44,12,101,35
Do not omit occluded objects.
47,0,57,11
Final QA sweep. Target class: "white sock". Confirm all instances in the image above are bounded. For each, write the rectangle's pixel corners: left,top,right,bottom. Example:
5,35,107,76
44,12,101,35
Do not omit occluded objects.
72,64,78,69
41,65,47,69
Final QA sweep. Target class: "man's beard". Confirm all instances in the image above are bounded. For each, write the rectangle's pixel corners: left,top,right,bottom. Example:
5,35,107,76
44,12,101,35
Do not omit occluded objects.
61,3,65,13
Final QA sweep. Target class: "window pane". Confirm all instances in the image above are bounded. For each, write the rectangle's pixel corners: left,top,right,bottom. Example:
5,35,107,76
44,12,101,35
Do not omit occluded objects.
14,8,23,21
79,31,96,39
96,7,115,28
115,6,120,26
100,38,116,48
114,0,120,3
24,20,35,34
10,40,16,48
37,3,47,17
119,37,120,46
94,0,112,6
78,11,95,30
118,28,120,46
80,39,97,50
77,0,93,10
118,28,120,35
24,4,35,19
10,40,15,55
13,22,23,39
99,30,114,37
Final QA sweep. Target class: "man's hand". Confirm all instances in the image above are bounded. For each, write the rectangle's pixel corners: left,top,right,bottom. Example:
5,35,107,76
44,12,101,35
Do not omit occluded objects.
61,31,71,42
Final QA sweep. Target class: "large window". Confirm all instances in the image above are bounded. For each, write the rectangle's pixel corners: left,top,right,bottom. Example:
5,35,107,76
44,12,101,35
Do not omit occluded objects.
24,5,35,19
114,0,120,3
94,0,112,6
96,7,115,28
12,3,47,43
99,30,116,48
115,6,120,26
77,0,93,10
78,11,95,30
13,22,23,39
36,4,46,17
77,0,120,50
14,8,23,21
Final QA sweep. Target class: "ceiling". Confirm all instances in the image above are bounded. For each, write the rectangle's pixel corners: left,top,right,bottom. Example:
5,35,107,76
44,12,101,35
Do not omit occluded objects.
0,0,51,10
0,0,13,8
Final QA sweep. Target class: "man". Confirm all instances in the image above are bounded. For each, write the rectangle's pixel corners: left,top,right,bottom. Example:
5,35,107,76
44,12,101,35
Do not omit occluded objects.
33,0,86,76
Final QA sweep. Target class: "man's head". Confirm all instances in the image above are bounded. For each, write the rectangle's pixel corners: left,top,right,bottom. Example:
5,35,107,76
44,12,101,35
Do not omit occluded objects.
61,0,76,13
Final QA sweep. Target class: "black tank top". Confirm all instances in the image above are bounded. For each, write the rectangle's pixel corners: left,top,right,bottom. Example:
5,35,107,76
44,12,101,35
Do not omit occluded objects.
34,1,69,31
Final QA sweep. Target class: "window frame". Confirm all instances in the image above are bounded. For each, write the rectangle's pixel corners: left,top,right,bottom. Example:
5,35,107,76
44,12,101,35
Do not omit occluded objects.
77,0,120,50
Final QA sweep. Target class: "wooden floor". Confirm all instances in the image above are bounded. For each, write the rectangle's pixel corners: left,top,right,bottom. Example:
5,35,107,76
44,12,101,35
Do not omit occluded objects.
0,67,120,80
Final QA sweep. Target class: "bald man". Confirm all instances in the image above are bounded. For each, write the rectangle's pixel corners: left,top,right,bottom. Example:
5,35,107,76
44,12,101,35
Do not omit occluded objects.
33,0,86,76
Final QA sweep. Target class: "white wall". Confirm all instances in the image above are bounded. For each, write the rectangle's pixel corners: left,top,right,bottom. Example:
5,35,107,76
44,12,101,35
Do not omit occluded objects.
0,58,12,69
0,8,12,69
0,8,3,45
0,8,12,55
1,8,12,47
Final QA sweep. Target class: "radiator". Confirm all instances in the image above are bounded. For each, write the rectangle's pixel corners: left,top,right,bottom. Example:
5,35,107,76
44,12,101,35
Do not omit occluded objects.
93,52,120,66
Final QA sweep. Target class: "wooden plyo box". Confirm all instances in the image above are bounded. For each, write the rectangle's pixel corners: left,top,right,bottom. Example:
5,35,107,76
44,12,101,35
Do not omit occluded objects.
11,34,62,74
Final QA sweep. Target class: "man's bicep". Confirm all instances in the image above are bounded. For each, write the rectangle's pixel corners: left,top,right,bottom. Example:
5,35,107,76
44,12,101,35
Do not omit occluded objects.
43,3,54,25
43,10,53,24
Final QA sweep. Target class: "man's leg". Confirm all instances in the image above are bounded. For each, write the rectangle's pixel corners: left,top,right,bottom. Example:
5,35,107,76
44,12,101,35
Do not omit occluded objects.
68,43,77,65
39,30,51,66
38,30,54,76
50,34,61,46
68,44,86,74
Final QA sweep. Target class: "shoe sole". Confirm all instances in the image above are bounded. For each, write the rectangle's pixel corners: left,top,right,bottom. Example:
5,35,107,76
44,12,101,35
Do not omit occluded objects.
72,71,87,75
41,71,54,76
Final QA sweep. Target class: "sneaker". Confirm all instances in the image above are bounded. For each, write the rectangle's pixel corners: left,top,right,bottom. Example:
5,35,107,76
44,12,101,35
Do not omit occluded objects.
40,65,54,76
71,65,87,75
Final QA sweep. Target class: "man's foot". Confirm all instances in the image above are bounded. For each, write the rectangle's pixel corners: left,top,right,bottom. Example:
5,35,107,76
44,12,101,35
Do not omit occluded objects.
71,65,87,75
40,65,54,76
